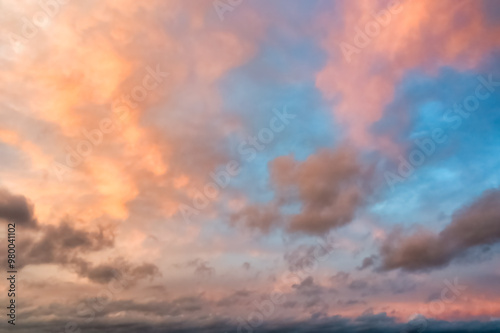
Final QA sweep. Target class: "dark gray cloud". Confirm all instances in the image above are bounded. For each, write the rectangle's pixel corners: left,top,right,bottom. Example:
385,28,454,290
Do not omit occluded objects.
11,315,500,333
84,264,122,284
0,188,157,285
231,147,371,235
380,189,500,271
180,258,216,278
19,221,114,266
357,255,377,270
0,187,38,227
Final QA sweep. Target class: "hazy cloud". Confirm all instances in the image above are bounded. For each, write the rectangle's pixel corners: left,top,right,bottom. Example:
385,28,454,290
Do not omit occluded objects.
19,221,160,284
358,255,377,271
9,315,500,333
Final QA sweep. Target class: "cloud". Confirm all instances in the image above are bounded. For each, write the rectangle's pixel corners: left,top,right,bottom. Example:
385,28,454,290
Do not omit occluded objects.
19,221,160,284
80,261,161,284
216,289,252,307
358,255,377,270
177,258,216,278
0,0,267,228
232,146,370,234
316,0,500,151
349,279,368,291
231,204,283,233
0,187,38,227
9,315,500,333
284,243,334,273
337,299,366,307
292,276,324,297
380,188,500,271
330,272,350,285
2,0,500,329
19,220,114,266
63,296,207,320
82,263,121,284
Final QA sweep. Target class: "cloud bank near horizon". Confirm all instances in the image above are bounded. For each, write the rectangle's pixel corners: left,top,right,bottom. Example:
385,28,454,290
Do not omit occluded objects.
1,0,500,331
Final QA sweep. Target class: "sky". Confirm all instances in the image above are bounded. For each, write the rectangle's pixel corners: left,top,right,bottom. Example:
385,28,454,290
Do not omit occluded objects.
1,0,500,332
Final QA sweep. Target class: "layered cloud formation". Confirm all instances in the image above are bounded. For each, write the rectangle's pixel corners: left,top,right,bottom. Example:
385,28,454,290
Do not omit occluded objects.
1,0,500,331
232,146,371,234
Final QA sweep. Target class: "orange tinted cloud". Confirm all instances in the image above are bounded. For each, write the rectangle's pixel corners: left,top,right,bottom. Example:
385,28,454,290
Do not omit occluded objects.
316,0,500,151
0,0,264,225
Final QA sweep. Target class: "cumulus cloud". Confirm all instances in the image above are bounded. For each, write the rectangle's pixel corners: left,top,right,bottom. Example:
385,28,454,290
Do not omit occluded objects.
358,255,377,271
349,279,368,291
232,146,370,234
20,221,114,266
380,189,500,271
79,261,161,284
0,187,37,227
175,258,216,278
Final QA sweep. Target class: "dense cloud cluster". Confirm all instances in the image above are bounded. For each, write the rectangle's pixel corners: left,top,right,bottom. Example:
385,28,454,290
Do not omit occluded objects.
232,147,370,234
380,189,500,271
1,0,500,330
11,314,500,333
